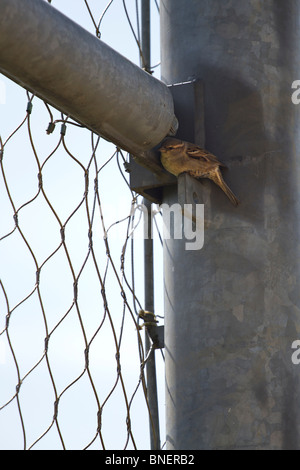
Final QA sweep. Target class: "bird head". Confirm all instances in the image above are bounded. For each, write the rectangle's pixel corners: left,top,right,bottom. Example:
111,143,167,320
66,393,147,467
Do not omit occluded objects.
159,138,185,156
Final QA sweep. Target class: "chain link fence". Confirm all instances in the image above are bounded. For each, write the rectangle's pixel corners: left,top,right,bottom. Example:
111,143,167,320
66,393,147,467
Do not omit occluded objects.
0,0,164,450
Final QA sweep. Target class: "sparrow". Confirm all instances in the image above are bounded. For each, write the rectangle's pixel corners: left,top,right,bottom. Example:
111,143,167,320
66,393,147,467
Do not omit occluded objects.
159,138,239,206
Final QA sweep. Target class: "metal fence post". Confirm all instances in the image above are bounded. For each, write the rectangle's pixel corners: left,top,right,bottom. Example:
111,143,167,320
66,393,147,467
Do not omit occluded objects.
141,0,161,450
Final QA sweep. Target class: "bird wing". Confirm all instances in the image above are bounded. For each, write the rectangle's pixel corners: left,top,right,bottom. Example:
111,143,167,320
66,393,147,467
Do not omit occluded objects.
186,143,226,167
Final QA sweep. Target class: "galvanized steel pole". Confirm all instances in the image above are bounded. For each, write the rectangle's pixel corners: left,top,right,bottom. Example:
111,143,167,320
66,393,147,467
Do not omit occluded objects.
161,0,300,449
0,0,177,157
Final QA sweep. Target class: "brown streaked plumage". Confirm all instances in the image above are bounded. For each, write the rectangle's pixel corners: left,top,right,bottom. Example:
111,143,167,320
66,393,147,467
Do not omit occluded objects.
159,137,239,206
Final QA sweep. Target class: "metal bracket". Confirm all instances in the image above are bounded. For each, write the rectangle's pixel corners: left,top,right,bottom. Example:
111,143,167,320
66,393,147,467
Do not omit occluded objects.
169,79,205,147
139,310,164,349
129,79,205,203
148,325,164,350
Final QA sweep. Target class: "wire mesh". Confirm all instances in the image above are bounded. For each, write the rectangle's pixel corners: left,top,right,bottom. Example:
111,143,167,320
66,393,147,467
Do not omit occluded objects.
0,0,164,450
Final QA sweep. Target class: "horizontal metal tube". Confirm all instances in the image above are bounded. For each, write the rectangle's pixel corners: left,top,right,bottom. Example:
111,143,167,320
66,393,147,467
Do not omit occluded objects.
0,0,177,154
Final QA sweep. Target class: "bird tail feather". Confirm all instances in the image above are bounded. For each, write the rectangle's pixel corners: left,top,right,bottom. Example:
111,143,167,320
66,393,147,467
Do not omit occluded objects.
211,170,239,206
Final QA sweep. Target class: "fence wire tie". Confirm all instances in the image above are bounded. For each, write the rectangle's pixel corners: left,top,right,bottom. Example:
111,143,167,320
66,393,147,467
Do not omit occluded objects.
5,313,11,329
60,123,67,136
88,229,93,249
44,335,50,353
84,170,89,196
123,161,131,173
138,310,158,328
130,196,138,215
94,175,98,192
37,171,43,189
97,409,102,432
26,101,33,115
73,281,78,302
36,268,41,286
53,399,59,420
13,212,19,228
126,415,131,432
100,288,108,310
115,352,121,374
46,122,56,134
84,347,89,369
60,226,65,243
15,381,22,394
